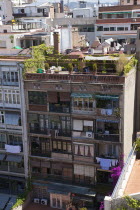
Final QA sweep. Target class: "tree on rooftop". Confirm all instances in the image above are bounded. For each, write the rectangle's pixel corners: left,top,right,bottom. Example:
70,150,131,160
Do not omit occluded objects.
24,44,53,73
67,63,73,73
116,54,128,75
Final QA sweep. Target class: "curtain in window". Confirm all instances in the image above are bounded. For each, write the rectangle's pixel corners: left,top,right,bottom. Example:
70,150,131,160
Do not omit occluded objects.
80,145,84,156
74,145,78,155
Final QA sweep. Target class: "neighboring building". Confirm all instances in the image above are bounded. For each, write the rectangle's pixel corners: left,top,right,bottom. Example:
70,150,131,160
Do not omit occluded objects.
24,54,136,208
13,2,54,19
120,0,140,5
0,0,13,23
0,49,29,195
96,4,140,43
53,27,86,53
0,28,51,49
73,7,96,18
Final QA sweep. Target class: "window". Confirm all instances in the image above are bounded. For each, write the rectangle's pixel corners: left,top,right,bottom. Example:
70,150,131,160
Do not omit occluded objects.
97,26,103,31
110,27,116,31
37,9,43,13
8,135,23,151
0,111,4,123
74,144,94,157
52,141,71,153
31,136,50,156
4,90,20,105
2,71,18,85
0,7,2,10
127,0,130,2
125,27,128,31
28,91,47,105
0,133,6,149
104,28,109,31
3,30,7,33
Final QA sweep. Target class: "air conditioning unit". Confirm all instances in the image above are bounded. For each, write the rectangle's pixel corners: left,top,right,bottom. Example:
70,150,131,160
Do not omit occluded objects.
34,198,40,203
41,199,48,205
86,132,93,138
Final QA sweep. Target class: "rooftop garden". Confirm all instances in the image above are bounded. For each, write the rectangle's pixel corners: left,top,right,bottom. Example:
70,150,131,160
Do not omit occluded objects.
24,44,137,76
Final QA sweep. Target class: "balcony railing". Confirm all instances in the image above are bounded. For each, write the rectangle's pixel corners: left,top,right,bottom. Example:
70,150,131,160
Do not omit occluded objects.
25,73,125,84
94,133,119,142
72,131,94,139
0,165,8,171
31,173,73,184
29,127,51,135
31,150,51,157
13,13,27,18
72,107,95,114
49,104,70,113
9,166,24,174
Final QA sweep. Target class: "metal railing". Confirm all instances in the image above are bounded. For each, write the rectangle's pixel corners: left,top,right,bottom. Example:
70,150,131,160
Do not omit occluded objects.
111,145,136,199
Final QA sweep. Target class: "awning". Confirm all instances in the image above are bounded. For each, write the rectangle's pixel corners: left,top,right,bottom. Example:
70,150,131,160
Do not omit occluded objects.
71,93,93,98
6,155,22,163
48,189,69,195
97,119,119,123
47,183,96,197
95,95,119,100
103,11,132,14
0,154,5,161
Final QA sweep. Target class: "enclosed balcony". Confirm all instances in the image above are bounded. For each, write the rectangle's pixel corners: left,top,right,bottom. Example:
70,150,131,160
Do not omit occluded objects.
30,136,51,157
72,119,94,139
71,93,95,115
48,92,70,113
95,119,120,142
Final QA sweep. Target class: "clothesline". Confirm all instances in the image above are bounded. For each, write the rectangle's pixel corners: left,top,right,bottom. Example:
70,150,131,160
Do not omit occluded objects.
96,157,118,170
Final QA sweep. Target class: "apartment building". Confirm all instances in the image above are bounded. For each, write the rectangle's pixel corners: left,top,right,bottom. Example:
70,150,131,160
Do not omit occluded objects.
13,2,54,19
0,49,28,195
96,2,140,43
24,55,136,209
0,0,13,23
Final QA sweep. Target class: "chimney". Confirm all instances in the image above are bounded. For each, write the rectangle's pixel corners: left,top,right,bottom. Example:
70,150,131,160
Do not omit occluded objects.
60,0,64,13
53,32,60,54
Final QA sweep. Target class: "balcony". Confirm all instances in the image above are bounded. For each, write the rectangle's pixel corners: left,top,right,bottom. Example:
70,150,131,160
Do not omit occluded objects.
52,152,72,161
72,107,95,115
0,124,22,131
29,104,47,112
0,165,8,171
31,173,73,184
13,13,27,18
95,108,118,117
94,133,119,142
49,104,70,113
9,166,24,174
31,150,51,158
29,127,51,136
72,131,94,139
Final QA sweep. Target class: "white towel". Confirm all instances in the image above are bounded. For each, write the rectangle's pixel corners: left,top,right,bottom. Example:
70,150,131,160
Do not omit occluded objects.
5,144,21,153
96,157,100,163
101,109,106,115
100,158,112,170
111,159,117,166
106,109,113,115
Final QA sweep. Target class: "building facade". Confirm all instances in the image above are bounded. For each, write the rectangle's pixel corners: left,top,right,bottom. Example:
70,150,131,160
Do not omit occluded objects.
24,56,136,208
0,53,28,195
